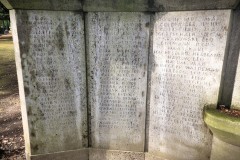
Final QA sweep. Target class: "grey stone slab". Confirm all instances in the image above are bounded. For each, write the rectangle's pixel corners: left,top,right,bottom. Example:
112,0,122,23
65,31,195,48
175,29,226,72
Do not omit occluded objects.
2,0,239,11
29,149,88,160
89,149,145,160
147,10,231,160
1,0,82,10
83,0,239,11
153,0,239,11
83,0,149,11
10,10,87,155
86,12,150,152
210,137,240,160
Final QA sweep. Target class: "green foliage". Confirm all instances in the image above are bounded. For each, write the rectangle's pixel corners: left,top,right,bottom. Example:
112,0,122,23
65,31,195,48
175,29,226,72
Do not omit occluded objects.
0,2,9,20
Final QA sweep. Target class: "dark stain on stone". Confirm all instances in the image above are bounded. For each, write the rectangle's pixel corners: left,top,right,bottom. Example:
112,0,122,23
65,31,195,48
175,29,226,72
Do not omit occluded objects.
69,111,75,115
148,0,165,11
42,87,47,94
148,0,155,11
37,108,44,117
145,22,150,28
30,131,36,137
36,82,41,91
30,120,34,126
56,24,65,51
142,91,145,97
30,70,36,80
157,4,165,11
65,22,70,37
27,107,32,116
47,70,54,78
64,78,71,90
24,87,30,96
32,144,39,151
48,0,54,10
139,112,142,118
144,63,147,70
18,11,31,57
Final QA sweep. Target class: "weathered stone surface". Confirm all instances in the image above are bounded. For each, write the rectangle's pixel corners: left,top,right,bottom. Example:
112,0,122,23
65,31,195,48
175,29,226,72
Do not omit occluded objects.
83,0,239,11
145,153,168,160
147,10,231,160
2,0,239,11
10,10,87,155
153,0,239,11
210,137,240,160
89,149,145,160
30,149,88,160
204,106,240,147
83,0,149,11
1,0,82,10
86,12,150,151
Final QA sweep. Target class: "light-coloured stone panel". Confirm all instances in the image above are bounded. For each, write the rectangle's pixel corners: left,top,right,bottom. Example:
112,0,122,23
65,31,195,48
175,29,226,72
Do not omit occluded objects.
10,10,87,155
147,10,231,160
86,12,150,152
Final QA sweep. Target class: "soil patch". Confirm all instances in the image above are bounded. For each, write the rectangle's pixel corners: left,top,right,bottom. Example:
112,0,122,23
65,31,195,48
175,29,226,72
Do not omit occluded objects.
218,105,240,118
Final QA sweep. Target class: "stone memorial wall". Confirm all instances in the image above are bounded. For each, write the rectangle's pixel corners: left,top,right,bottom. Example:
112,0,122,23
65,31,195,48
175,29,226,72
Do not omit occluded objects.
2,0,240,159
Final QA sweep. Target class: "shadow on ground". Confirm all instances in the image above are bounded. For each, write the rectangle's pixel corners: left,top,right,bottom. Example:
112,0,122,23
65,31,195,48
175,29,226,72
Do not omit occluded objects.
0,34,25,159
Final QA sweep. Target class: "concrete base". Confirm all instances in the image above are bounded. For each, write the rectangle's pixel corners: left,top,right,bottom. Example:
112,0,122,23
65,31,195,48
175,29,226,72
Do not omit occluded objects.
211,137,240,160
204,106,240,160
28,149,88,160
89,149,145,160
145,153,168,160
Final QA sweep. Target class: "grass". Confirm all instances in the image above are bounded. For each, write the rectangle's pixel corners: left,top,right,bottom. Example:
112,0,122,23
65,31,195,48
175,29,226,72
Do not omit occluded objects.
0,37,18,97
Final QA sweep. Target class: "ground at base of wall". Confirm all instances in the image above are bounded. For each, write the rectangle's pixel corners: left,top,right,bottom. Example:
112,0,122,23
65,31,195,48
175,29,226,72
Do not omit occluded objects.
0,35,25,160
0,94,25,160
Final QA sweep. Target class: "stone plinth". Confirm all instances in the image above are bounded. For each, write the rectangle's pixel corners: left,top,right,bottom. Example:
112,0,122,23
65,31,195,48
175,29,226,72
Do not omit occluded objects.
10,10,88,159
204,106,240,160
89,149,145,160
210,137,240,160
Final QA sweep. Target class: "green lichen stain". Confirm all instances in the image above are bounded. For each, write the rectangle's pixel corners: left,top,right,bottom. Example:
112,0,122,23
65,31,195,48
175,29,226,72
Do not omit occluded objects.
56,24,65,51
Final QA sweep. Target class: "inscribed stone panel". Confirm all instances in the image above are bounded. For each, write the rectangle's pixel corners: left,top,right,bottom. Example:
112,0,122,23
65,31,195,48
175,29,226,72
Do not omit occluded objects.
147,10,231,160
10,10,87,155
86,12,150,151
